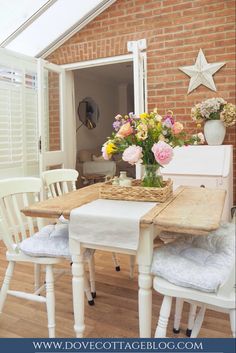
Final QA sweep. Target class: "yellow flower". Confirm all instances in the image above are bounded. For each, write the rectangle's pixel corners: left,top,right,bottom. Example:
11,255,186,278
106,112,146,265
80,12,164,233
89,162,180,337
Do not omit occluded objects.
197,123,202,129
136,130,148,141
155,114,162,122
137,123,148,132
157,122,162,131
148,119,155,128
106,142,117,155
158,134,166,141
136,123,148,140
140,113,148,119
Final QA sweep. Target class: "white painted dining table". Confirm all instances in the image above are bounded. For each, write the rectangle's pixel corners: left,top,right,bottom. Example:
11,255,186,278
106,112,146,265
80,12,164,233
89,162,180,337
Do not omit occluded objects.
21,183,226,338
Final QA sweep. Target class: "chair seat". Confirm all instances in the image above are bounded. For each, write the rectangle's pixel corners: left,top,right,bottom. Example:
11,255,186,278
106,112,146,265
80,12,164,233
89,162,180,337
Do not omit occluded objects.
19,224,70,258
151,222,235,293
19,224,93,259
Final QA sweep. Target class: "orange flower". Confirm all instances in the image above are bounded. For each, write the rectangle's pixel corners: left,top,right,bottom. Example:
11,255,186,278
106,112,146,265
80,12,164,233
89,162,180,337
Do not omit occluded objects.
173,121,183,135
116,122,133,138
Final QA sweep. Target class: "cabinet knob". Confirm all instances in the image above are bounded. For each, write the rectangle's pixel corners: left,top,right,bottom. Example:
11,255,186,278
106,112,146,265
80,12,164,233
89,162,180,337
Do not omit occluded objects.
200,184,205,188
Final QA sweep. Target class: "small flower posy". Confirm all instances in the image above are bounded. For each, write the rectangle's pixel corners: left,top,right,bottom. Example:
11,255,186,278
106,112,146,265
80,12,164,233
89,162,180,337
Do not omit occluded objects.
191,97,236,128
102,109,188,171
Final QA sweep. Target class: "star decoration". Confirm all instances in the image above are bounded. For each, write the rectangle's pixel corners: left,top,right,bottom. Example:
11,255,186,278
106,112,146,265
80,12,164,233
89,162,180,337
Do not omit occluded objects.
179,49,225,94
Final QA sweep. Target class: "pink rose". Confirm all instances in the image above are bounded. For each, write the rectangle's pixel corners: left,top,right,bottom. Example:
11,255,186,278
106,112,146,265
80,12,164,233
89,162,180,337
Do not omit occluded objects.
173,122,184,134
151,141,173,165
116,122,133,138
122,145,143,165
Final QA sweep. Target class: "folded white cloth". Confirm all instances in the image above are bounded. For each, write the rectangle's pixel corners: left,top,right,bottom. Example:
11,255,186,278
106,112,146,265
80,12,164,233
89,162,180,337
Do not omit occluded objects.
83,161,116,176
69,199,155,251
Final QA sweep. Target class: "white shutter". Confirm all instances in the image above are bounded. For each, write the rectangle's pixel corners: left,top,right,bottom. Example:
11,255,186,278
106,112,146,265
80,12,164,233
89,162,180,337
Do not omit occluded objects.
0,50,39,178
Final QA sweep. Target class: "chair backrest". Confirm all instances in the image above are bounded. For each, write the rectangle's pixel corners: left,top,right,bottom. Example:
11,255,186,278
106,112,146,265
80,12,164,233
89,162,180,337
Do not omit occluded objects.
42,169,79,198
0,178,42,252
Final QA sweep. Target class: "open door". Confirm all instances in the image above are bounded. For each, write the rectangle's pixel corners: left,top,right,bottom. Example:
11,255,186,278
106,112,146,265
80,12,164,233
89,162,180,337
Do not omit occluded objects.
128,39,147,178
127,39,147,115
37,59,69,173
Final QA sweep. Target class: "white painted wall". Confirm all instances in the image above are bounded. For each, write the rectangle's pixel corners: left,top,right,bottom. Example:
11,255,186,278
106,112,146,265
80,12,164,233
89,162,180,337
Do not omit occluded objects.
74,70,118,153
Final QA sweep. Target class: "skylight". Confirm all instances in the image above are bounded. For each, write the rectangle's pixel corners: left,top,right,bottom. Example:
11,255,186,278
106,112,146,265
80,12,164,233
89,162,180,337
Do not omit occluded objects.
4,0,105,57
0,0,49,44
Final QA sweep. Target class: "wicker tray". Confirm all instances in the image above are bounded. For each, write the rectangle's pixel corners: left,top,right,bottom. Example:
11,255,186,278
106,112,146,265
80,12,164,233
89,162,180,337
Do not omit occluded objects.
99,179,173,202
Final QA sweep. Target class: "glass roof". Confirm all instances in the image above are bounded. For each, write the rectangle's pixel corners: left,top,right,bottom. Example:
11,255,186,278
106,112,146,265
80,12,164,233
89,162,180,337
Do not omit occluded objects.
0,0,50,44
0,0,112,58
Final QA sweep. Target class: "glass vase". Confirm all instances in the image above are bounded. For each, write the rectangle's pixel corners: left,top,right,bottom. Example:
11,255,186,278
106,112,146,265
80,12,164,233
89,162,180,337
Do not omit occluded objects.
141,164,163,188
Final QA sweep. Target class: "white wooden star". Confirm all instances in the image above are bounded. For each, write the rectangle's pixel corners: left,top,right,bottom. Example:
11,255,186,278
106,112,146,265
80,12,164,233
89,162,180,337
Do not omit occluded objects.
179,49,225,94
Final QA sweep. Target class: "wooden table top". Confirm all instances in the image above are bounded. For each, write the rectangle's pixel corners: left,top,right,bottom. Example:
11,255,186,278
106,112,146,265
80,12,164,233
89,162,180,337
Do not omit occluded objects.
154,186,226,235
21,183,226,232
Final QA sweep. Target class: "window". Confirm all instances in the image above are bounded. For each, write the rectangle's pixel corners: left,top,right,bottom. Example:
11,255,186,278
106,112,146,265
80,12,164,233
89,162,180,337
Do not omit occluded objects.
0,53,39,178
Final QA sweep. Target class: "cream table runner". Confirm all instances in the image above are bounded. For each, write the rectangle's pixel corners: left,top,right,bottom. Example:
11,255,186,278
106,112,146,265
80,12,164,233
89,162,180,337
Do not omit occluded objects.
69,199,156,251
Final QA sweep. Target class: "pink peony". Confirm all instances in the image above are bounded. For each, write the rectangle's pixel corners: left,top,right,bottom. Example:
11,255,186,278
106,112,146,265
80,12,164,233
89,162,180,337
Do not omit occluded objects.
116,122,133,138
122,145,143,165
101,144,110,160
151,141,173,165
173,121,184,134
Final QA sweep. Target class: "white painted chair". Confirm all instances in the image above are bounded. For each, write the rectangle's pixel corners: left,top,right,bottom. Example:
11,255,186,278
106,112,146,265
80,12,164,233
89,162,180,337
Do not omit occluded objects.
41,168,136,281
0,177,68,337
151,221,235,338
42,169,96,301
42,169,78,198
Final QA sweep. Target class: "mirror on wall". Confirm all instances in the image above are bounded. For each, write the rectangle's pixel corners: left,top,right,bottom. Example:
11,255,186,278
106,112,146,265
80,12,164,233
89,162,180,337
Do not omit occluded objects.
77,97,100,130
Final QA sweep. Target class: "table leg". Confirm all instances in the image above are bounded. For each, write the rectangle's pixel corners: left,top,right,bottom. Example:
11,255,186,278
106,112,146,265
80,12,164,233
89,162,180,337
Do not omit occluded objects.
70,238,85,338
138,265,153,337
137,224,154,338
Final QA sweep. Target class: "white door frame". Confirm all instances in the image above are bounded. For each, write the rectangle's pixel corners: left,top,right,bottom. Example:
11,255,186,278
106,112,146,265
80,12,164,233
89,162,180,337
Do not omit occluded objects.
62,51,147,115
62,39,147,160
62,54,133,71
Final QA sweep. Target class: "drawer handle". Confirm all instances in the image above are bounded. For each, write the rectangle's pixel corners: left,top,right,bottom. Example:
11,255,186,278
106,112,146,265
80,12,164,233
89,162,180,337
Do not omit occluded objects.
200,185,205,188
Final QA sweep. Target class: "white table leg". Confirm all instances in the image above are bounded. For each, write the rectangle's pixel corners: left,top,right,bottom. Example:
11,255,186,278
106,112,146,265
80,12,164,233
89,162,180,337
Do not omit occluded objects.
70,237,85,338
138,265,153,337
137,224,154,338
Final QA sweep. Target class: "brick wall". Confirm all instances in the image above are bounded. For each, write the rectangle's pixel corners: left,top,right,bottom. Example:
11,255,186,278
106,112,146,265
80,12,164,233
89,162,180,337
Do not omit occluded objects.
47,0,236,201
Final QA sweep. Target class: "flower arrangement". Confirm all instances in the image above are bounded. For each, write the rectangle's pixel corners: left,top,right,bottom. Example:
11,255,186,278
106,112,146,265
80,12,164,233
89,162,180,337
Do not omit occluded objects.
190,132,205,145
102,109,189,187
191,97,236,127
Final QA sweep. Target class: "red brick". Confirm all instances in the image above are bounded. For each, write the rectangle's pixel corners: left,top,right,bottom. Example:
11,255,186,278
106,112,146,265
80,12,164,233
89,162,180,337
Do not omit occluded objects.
47,0,236,201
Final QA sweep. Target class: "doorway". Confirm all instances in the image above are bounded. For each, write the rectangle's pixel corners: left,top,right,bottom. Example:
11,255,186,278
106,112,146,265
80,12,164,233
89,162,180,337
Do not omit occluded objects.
73,61,135,185
62,40,147,181
74,61,134,153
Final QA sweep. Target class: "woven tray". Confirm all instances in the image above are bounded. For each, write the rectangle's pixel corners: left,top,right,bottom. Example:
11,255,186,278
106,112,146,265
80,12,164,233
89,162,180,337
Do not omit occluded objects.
99,179,173,202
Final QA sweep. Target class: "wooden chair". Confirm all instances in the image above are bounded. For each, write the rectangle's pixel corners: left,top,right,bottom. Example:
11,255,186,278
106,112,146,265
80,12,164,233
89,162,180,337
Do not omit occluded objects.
42,169,96,301
152,221,235,338
0,177,67,337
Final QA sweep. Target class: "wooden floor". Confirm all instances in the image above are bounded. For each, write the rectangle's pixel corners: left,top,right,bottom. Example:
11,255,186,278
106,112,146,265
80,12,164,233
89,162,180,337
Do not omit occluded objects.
0,241,232,338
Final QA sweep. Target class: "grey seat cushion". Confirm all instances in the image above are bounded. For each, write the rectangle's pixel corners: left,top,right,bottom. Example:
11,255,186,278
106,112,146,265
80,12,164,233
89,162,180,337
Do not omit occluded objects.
151,222,235,293
19,223,93,259
19,224,70,258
